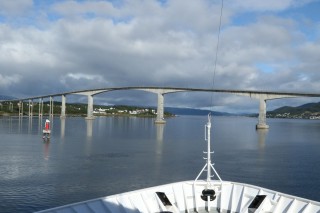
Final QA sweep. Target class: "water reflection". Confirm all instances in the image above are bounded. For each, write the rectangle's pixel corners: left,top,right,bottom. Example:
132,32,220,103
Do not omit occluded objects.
49,117,54,132
43,140,50,160
18,116,22,133
38,117,43,134
86,119,93,138
156,123,164,142
1,115,320,213
155,124,164,155
28,116,33,134
154,123,165,182
8,117,12,133
60,118,65,139
257,129,268,149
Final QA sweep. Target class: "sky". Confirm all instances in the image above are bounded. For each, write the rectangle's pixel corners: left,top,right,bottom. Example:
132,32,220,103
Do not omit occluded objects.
1,0,320,113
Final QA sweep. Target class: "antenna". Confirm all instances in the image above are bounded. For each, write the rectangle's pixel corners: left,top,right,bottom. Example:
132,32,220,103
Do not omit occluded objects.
194,1,224,208
194,113,222,184
194,0,224,185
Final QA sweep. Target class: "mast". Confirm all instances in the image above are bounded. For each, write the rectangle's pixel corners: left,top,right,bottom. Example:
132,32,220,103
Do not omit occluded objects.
194,113,222,184
206,114,212,182
197,0,224,183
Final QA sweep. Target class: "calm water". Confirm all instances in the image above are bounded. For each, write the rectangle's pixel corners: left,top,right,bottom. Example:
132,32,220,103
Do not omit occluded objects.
0,115,319,212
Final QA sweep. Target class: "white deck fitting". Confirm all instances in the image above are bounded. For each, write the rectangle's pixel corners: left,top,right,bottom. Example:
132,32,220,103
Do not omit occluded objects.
36,180,320,213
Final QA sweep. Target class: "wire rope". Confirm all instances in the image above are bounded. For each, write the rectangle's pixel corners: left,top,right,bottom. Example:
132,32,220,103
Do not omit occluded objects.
210,0,224,111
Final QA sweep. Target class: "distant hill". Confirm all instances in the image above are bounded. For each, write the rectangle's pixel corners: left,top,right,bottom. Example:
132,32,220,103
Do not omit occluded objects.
267,102,320,119
165,107,232,116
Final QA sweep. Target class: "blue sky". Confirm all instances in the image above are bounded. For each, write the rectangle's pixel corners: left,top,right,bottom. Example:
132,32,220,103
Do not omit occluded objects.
0,0,320,113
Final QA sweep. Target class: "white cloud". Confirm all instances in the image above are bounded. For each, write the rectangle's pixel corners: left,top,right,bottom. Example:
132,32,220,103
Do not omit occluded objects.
0,24,59,71
229,0,317,12
0,0,319,112
0,74,21,88
0,0,33,16
64,73,105,81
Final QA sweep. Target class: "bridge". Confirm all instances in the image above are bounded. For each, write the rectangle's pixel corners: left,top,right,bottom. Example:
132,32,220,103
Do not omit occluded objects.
1,86,320,129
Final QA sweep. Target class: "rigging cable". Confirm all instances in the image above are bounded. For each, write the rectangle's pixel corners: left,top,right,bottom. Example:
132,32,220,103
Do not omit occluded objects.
210,0,224,110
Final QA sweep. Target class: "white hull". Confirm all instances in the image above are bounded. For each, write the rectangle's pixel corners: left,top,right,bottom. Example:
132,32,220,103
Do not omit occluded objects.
36,180,320,213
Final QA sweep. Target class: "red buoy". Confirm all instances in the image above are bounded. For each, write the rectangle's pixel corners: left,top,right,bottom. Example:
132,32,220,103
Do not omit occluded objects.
45,119,50,130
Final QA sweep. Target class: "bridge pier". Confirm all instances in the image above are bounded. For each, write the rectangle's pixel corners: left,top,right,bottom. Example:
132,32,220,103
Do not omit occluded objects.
28,99,33,117
60,95,66,119
155,93,166,124
49,97,54,117
256,98,269,129
18,101,23,116
71,89,109,120
138,88,183,124
85,95,95,120
39,98,43,117
9,102,13,112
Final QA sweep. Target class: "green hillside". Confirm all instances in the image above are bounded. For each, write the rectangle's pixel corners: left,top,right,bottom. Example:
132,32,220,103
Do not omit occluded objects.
0,101,173,117
267,102,320,119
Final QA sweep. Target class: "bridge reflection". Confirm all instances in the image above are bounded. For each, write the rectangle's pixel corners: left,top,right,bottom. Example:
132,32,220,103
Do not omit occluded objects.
86,119,93,138
257,129,268,149
60,118,65,139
